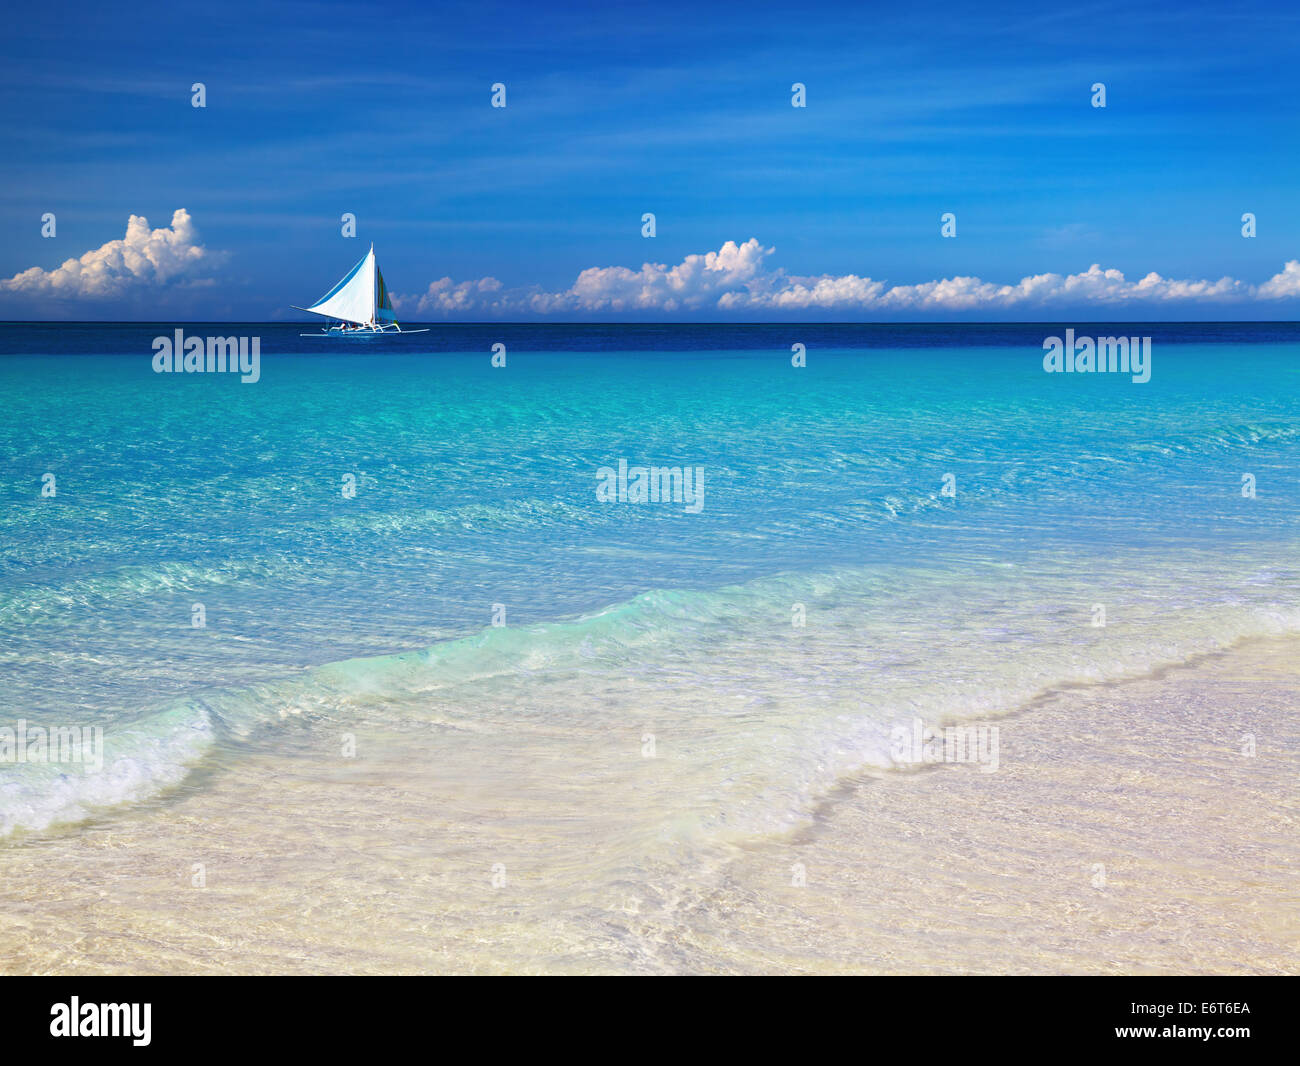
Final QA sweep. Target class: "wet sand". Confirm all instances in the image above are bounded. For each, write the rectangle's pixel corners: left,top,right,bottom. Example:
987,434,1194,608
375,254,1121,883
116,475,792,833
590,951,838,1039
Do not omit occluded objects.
668,636,1299,973
1,637,1296,974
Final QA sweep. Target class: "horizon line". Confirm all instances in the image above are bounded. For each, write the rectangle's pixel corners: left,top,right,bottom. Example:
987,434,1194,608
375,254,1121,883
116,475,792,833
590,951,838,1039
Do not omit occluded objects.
3,319,1300,327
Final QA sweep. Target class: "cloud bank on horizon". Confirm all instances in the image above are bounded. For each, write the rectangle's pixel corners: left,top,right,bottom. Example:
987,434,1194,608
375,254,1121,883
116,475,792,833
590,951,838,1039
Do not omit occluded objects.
404,238,1300,317
0,210,216,301
6,216,1300,317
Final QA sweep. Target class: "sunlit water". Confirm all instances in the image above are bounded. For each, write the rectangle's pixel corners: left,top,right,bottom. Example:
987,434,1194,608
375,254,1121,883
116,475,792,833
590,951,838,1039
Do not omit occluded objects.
1,323,1296,971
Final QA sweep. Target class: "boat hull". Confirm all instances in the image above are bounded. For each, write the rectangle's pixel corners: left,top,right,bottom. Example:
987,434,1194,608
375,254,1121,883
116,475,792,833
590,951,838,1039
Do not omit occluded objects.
298,326,430,337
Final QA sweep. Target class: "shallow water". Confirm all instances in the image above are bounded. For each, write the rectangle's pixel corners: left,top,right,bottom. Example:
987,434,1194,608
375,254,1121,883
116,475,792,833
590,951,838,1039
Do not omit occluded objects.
1,323,1297,971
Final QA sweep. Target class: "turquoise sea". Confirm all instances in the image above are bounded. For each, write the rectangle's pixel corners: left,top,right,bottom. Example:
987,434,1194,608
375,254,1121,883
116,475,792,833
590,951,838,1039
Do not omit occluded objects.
2,322,1298,846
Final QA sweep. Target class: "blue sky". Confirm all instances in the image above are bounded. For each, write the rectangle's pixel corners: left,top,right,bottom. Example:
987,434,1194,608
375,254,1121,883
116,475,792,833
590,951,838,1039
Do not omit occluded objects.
1,0,1299,319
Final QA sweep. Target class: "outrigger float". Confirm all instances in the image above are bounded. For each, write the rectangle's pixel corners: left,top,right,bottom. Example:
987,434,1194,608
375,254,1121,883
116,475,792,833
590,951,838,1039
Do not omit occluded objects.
294,244,428,336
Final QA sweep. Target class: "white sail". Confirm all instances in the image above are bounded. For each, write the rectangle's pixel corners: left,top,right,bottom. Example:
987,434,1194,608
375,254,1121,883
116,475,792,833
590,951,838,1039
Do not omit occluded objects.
295,244,417,334
302,244,387,325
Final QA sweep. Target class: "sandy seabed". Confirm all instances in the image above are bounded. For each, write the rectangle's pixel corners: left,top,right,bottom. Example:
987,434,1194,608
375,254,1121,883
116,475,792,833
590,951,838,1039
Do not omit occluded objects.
1,637,1296,975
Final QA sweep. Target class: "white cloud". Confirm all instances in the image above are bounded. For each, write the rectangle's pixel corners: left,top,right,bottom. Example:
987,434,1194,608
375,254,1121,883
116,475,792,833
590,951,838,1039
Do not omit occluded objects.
540,238,771,313
400,240,1300,316
410,275,507,314
1,209,216,299
1256,259,1300,299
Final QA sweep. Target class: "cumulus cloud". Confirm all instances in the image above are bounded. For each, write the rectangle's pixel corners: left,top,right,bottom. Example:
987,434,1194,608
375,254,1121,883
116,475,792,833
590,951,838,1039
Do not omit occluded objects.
1256,259,1300,299
412,275,506,313
1,209,216,300
537,238,771,314
399,239,1300,317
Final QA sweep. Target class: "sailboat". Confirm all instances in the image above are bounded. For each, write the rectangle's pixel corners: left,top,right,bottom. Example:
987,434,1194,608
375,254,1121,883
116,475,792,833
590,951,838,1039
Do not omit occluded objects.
294,244,428,336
